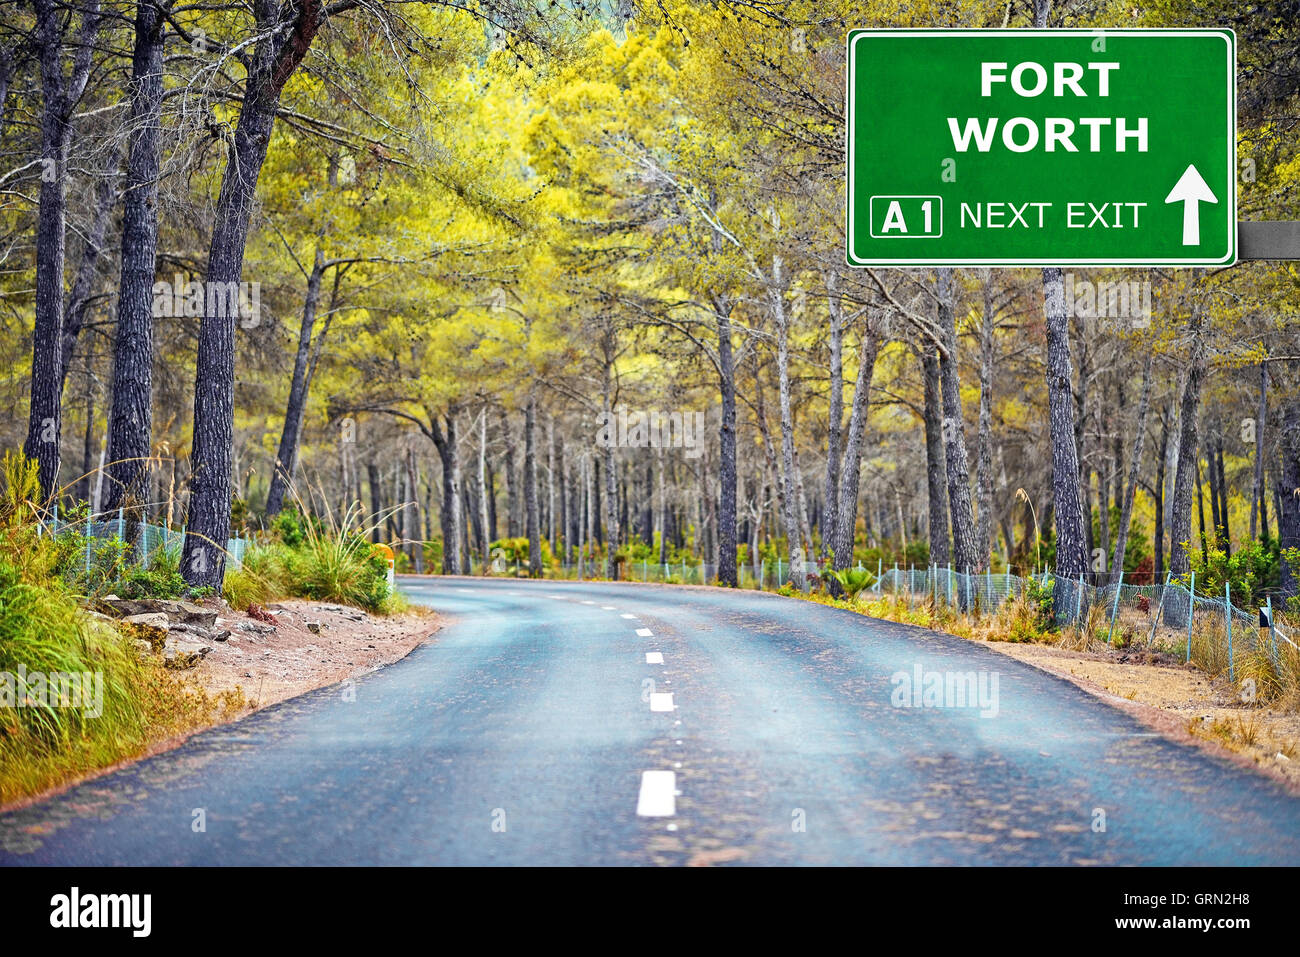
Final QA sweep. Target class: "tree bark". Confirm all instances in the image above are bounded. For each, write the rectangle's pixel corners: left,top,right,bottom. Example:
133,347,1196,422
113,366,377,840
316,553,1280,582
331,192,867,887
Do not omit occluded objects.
1251,361,1267,541
921,348,951,567
1153,410,1169,581
182,0,324,587
525,393,541,577
832,321,881,570
478,409,491,562
715,294,739,586
936,269,979,585
104,0,165,515
265,246,326,515
1042,267,1089,590
24,0,101,501
1279,396,1300,598
771,256,805,590
404,446,424,573
822,270,843,560
1110,353,1153,583
1168,296,1206,583
430,411,462,575
975,272,996,570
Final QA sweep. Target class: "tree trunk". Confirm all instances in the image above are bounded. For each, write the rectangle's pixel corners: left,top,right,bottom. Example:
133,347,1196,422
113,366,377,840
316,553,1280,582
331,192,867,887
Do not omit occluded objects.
822,270,843,560
1279,396,1300,598
715,294,739,586
1110,353,1153,583
265,246,326,515
1153,408,1169,581
936,268,979,585
1042,267,1089,591
430,411,462,575
62,152,118,397
1196,458,1209,563
478,409,491,562
922,348,951,567
1168,296,1205,583
182,0,323,587
103,0,164,516
1251,361,1267,541
771,257,805,589
832,322,881,569
525,393,542,577
367,460,383,543
25,0,101,501
404,446,424,573
975,272,996,570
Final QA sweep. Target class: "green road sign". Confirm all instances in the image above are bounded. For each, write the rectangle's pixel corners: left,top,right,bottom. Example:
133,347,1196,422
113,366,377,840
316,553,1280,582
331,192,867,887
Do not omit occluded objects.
846,29,1236,267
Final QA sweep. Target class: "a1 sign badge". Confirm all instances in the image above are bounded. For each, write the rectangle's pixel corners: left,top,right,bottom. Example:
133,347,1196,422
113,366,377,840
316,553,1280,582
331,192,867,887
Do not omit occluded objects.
845,29,1236,267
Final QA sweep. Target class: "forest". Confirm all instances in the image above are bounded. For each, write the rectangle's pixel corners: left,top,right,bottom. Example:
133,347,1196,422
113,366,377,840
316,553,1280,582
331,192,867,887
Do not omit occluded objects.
1,0,1298,610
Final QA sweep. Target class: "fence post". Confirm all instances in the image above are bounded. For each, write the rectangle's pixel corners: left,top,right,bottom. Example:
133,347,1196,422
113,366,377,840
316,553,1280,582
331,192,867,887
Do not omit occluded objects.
1266,595,1278,665
740,563,745,588
1186,571,1195,663
986,566,992,609
1148,571,1172,646
1106,569,1124,645
947,564,954,606
85,512,92,577
117,506,125,542
1075,573,1084,628
778,558,784,584
1225,581,1234,684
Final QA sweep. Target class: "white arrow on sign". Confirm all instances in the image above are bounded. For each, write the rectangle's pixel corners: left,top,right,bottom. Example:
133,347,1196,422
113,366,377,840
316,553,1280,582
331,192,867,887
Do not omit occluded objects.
1164,164,1218,246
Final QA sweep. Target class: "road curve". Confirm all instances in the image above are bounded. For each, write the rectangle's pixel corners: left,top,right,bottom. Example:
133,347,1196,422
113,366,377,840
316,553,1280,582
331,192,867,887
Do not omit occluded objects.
3,576,1299,866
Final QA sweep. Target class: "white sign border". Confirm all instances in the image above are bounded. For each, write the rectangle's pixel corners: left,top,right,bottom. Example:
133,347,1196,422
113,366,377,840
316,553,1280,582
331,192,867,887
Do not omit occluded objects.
844,28,1238,268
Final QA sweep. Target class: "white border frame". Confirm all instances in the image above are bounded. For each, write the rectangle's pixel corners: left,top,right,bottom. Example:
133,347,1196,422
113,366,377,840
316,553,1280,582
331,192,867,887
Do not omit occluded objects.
845,28,1237,267
869,195,944,238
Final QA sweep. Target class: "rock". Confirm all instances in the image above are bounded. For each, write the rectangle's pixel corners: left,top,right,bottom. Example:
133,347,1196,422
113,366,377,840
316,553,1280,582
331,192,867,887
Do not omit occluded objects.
119,616,168,649
97,597,217,629
131,639,155,657
236,620,276,635
168,621,231,642
125,612,170,630
169,600,219,628
306,621,323,634
163,637,212,669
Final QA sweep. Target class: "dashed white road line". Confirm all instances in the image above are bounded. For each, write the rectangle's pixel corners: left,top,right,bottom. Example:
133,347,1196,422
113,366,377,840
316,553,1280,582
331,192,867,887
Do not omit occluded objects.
620,613,638,619
649,692,675,712
635,627,654,637
580,600,596,605
601,605,616,610
645,652,664,664
636,771,676,817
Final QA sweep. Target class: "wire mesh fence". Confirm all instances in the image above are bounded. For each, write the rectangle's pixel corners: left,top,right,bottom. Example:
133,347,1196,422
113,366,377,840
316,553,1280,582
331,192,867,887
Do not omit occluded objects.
39,511,252,572
468,553,1298,681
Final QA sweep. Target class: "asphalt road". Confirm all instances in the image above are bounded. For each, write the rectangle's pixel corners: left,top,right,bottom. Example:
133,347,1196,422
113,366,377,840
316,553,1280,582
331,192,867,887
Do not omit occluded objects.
3,576,1299,865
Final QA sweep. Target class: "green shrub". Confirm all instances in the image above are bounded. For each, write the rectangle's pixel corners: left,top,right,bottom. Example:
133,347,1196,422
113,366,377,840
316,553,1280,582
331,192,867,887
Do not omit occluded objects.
829,567,877,601
113,545,187,600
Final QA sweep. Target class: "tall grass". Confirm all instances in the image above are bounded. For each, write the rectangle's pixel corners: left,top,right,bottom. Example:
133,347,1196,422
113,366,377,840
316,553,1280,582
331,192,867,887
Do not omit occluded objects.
223,484,403,614
0,453,245,804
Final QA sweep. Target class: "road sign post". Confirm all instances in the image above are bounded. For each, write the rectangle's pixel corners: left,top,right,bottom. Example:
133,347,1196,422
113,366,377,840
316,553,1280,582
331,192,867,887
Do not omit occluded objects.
846,29,1236,266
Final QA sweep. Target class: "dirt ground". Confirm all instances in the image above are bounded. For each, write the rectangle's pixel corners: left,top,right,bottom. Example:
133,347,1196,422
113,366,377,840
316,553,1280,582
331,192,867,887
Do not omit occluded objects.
199,599,439,708
981,639,1300,792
